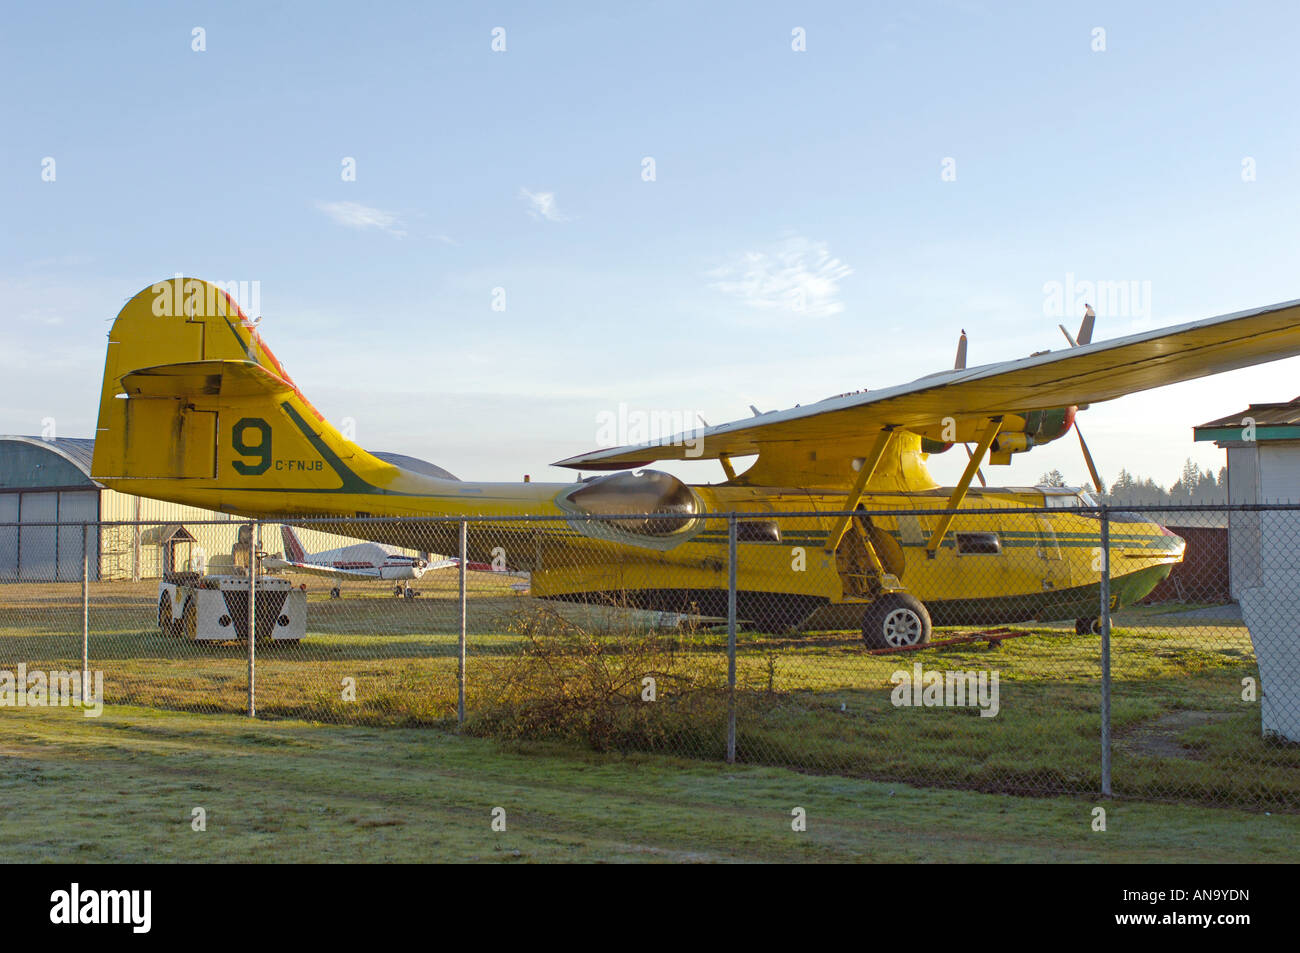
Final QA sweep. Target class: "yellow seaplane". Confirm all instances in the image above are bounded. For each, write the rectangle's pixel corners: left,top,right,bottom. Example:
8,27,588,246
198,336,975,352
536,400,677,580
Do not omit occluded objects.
90,279,1300,646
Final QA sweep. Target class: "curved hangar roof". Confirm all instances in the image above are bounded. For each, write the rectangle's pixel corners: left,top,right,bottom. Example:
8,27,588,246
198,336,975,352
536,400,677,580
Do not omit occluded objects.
0,436,98,490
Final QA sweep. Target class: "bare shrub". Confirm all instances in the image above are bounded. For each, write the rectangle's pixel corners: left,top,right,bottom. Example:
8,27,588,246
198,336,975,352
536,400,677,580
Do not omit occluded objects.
467,605,731,753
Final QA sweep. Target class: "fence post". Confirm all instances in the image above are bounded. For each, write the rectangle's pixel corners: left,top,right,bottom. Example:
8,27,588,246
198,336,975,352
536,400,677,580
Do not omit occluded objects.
81,523,89,696
726,513,737,765
458,519,468,727
1099,505,1112,797
247,519,257,718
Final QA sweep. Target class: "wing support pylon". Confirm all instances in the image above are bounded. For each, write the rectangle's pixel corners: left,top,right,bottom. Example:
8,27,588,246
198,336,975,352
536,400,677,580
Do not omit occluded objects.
926,417,1003,558
824,428,896,555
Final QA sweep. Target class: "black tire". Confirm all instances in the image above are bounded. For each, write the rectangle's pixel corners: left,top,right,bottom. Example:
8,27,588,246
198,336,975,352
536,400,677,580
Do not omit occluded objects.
1075,617,1101,635
158,593,178,637
181,599,197,641
862,592,932,649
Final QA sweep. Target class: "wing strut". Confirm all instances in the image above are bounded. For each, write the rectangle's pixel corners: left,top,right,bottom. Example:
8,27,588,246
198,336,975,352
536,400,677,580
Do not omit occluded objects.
718,453,738,482
926,417,1002,557
824,428,895,554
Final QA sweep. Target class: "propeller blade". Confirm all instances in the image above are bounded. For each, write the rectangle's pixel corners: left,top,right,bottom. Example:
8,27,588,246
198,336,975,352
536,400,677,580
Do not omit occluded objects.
1076,423,1104,495
1077,304,1096,346
963,443,987,487
1058,324,1078,348
954,330,968,370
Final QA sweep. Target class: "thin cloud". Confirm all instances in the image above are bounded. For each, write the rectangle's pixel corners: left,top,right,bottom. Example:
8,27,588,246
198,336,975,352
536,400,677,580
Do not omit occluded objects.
519,188,566,222
708,237,852,318
316,200,407,237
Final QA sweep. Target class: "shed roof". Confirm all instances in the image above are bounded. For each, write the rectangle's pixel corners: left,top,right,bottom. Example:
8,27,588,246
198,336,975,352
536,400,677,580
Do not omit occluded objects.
1194,398,1300,444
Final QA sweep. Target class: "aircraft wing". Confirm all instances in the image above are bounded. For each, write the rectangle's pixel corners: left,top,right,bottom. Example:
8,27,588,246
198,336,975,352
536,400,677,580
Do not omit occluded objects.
264,559,381,579
439,558,530,578
554,298,1300,471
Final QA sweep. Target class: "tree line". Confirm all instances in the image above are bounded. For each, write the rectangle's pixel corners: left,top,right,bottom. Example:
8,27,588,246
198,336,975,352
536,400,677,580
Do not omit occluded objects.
1038,459,1229,504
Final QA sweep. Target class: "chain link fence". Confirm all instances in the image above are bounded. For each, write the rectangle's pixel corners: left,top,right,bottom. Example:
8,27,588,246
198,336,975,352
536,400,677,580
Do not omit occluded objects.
2,504,1297,809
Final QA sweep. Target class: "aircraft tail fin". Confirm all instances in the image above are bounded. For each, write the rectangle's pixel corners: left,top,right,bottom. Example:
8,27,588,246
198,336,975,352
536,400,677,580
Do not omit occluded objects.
91,278,392,513
281,525,307,563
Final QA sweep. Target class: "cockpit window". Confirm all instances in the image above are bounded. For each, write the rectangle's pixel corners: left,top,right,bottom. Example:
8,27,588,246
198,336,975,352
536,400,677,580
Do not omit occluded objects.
1044,489,1099,508
564,469,700,536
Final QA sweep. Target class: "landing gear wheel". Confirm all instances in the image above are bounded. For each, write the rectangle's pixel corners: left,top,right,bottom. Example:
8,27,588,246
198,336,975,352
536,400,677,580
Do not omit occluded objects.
862,592,932,649
1075,617,1102,635
330,586,341,599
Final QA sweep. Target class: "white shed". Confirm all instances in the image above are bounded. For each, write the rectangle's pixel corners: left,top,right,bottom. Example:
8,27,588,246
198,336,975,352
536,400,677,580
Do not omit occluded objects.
1195,400,1300,742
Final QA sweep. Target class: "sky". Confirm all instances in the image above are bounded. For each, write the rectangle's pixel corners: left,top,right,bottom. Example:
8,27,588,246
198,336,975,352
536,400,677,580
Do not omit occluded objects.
4,1,1300,489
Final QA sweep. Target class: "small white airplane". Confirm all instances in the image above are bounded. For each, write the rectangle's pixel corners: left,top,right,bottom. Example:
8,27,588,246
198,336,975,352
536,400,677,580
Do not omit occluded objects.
262,526,531,597
263,526,450,582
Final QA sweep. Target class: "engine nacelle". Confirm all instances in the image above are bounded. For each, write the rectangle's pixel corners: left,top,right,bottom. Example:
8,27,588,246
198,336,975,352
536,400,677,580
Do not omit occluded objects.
917,407,1076,464
989,407,1076,464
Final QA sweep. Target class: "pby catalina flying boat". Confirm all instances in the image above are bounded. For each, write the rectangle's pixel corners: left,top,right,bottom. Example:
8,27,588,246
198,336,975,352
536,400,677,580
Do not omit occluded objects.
91,279,1300,647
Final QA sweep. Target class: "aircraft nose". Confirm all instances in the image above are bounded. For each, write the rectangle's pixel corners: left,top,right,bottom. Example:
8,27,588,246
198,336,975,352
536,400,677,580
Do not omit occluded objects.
1157,524,1186,556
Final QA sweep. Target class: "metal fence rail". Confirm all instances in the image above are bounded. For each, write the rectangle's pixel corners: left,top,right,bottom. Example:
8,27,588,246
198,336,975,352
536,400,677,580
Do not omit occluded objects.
1,503,1297,809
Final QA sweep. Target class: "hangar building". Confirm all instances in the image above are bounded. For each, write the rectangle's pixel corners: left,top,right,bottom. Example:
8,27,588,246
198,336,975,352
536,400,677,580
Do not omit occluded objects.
0,435,240,582
1,435,431,584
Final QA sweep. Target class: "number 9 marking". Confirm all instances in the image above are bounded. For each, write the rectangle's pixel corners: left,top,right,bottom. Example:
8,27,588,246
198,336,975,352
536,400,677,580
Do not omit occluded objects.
232,418,272,475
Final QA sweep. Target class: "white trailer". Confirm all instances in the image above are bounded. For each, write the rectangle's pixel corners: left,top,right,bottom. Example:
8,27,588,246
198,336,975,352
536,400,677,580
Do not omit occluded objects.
158,572,306,644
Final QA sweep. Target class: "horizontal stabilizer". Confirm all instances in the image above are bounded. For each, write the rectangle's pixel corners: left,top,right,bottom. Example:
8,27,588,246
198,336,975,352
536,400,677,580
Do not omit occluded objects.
121,360,293,399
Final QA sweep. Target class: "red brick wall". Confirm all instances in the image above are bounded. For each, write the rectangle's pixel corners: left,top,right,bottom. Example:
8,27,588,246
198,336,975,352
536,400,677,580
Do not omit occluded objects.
1140,525,1230,604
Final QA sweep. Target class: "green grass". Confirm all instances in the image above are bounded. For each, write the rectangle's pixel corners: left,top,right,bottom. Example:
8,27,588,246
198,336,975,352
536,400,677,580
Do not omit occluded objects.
2,579,1297,809
2,704,1297,863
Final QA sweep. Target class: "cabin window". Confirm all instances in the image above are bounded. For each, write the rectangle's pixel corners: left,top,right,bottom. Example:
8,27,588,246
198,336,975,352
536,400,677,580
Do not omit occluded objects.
736,519,781,543
955,532,1002,555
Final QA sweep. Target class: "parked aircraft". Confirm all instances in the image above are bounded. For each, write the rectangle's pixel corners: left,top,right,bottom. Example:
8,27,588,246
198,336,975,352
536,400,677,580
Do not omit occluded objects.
90,279,1300,646
262,525,445,580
